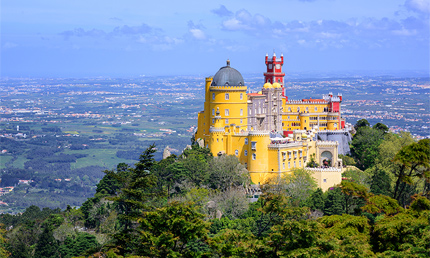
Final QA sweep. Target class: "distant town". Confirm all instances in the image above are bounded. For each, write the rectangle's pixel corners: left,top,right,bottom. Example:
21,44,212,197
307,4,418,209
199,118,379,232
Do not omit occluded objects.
0,74,428,212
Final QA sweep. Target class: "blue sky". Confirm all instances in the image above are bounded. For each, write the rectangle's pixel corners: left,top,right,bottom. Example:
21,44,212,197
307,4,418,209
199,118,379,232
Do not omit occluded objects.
1,0,429,77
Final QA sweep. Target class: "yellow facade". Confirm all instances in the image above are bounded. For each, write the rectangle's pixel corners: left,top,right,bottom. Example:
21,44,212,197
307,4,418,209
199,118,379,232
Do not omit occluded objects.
195,61,344,189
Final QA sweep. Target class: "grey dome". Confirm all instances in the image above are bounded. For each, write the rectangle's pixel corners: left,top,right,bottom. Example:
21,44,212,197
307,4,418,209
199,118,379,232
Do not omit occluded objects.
212,61,244,86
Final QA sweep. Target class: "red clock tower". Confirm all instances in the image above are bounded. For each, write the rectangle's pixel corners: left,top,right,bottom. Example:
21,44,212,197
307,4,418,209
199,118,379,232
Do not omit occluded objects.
264,52,285,95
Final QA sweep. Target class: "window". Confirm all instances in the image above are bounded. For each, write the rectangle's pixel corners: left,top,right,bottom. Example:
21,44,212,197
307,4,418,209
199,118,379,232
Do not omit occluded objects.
244,163,248,169
225,93,229,100
283,163,285,169
288,107,292,112
212,109,215,115
212,93,215,100
306,107,309,112
288,162,291,169
278,79,281,83
297,107,300,112
323,179,327,183
282,152,286,159
245,138,248,145
240,109,243,116
244,150,248,156
225,109,229,116
299,161,302,167
240,93,243,100
225,119,229,124
252,153,256,160
235,150,238,156
294,161,296,168
212,119,215,124
251,141,257,150
240,119,243,124
269,64,272,69
315,107,318,111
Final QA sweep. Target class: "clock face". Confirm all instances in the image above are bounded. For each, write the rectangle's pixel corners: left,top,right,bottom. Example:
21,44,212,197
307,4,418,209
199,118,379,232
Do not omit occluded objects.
276,64,280,69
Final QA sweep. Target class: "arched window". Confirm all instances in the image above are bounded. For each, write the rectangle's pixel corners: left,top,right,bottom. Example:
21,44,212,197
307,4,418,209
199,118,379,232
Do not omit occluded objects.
245,138,248,145
244,150,248,156
225,93,229,100
235,150,238,156
252,153,256,160
297,107,300,112
212,93,215,100
240,93,243,100
212,109,215,115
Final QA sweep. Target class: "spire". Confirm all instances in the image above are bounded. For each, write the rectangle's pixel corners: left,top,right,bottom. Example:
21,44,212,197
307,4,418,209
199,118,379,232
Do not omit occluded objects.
226,59,230,67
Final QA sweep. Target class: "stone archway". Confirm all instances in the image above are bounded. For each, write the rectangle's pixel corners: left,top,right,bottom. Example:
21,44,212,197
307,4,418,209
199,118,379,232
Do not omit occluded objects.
321,151,333,166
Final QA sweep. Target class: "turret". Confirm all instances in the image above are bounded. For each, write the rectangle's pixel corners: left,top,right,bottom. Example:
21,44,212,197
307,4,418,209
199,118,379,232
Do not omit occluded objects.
264,52,286,96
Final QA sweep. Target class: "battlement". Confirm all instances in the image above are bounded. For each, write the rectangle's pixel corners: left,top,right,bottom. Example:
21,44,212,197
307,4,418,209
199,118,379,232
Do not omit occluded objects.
248,130,270,136
318,129,350,134
209,127,225,133
210,85,247,91
316,141,338,147
268,142,303,149
305,167,342,173
286,100,327,104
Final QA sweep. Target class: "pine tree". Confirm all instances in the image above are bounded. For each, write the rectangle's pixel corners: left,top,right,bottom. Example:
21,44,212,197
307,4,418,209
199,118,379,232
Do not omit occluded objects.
34,227,59,258
323,187,344,215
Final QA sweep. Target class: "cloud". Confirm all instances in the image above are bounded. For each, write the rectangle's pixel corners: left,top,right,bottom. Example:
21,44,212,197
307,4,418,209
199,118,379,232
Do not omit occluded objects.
112,23,153,35
60,28,107,39
211,5,233,17
405,0,430,14
2,42,18,49
60,23,155,39
222,9,271,32
187,21,206,40
218,8,429,50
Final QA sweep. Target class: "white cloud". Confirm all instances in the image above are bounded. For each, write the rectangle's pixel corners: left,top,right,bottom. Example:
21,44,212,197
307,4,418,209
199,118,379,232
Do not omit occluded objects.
405,0,430,14
3,42,18,49
189,28,206,40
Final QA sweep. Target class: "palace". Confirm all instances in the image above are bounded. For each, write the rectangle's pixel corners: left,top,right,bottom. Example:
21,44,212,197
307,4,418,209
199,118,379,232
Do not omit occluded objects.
195,53,352,190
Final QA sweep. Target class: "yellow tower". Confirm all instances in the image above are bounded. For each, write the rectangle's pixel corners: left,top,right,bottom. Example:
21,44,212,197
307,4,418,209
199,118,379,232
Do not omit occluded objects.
247,131,271,184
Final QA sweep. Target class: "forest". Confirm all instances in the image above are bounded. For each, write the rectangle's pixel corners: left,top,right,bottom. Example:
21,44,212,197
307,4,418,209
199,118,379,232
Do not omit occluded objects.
0,119,429,257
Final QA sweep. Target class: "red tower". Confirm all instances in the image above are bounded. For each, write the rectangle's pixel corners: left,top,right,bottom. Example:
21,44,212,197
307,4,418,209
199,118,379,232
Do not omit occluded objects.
264,52,285,95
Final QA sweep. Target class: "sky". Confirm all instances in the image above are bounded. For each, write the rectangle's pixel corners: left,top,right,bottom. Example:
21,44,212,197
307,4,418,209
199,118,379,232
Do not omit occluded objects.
1,0,429,77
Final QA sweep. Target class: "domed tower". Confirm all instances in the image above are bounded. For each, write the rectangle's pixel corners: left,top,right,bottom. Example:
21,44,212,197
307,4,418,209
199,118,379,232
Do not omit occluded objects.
195,60,248,150
209,60,248,133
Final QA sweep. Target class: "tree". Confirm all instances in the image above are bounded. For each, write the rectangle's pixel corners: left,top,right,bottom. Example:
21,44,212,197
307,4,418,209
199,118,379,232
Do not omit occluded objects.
137,201,210,257
354,119,370,130
373,122,389,133
111,144,159,254
342,167,371,188
34,227,59,258
338,154,356,166
0,224,9,257
324,187,344,216
370,169,392,196
282,168,317,207
392,139,430,205
208,155,250,191
305,188,325,211
350,126,384,170
368,132,415,198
